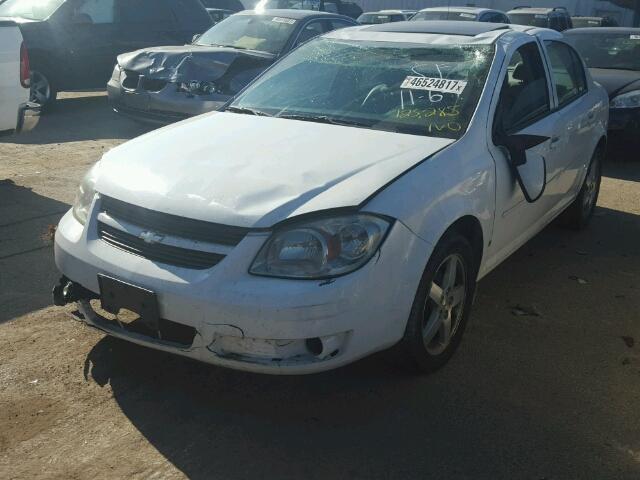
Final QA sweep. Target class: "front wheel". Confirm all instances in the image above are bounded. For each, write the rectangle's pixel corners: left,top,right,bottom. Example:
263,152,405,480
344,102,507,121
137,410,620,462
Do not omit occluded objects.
394,232,477,373
561,147,603,230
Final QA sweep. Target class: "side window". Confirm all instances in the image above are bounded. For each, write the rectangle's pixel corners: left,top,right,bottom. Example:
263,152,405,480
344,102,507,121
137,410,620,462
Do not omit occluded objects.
294,20,325,47
544,41,587,107
119,0,174,24
480,13,493,22
494,42,550,135
501,14,510,23
74,0,115,24
549,15,562,31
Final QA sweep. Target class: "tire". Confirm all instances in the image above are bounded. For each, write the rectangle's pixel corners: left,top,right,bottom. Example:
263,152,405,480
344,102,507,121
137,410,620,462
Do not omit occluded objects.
560,147,603,230
393,232,477,373
29,70,58,111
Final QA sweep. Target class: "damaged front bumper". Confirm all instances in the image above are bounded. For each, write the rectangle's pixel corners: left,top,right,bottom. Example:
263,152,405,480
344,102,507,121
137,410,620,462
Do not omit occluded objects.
107,76,230,125
53,209,432,374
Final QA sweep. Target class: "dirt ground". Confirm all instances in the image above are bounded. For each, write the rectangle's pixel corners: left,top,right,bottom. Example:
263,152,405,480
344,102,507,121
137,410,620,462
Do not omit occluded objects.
0,92,639,479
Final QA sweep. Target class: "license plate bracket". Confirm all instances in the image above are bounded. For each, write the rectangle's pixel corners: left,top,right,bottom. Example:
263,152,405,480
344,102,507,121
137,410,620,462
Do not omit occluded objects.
98,274,160,332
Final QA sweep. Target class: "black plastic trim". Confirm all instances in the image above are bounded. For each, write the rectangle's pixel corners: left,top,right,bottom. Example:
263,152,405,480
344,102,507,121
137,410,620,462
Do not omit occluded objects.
100,195,250,246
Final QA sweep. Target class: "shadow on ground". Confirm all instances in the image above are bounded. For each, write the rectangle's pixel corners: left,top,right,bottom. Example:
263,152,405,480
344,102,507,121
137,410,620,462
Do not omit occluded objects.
3,93,152,144
0,180,69,323
83,206,640,479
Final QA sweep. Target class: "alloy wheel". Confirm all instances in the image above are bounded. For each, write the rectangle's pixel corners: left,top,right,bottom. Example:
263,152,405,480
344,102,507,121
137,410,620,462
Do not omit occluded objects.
422,253,467,356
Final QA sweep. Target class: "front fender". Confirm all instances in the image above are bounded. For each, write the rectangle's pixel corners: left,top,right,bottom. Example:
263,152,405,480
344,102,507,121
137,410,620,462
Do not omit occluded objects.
364,133,495,276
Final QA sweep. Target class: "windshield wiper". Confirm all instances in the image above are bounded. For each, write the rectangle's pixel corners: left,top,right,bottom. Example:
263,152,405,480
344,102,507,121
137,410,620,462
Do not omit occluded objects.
225,106,272,116
277,114,372,128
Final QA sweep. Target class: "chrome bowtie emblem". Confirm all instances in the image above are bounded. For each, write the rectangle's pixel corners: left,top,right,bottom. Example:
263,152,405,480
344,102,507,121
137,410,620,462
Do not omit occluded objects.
139,231,164,244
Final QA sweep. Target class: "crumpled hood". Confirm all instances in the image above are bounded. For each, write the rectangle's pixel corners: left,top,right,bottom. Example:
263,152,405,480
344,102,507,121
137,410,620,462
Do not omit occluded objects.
589,68,640,98
97,112,453,228
116,45,275,83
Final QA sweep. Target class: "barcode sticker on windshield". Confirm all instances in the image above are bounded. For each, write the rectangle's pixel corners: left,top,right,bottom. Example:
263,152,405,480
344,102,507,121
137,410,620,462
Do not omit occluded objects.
401,76,467,95
631,35,640,40
272,17,296,24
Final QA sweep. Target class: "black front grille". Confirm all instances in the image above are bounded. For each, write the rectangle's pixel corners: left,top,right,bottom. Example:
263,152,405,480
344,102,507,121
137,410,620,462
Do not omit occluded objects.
100,196,250,246
98,222,225,270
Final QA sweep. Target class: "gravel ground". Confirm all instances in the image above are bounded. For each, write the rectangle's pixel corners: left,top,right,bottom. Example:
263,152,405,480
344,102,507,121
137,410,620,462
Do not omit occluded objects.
1,92,639,480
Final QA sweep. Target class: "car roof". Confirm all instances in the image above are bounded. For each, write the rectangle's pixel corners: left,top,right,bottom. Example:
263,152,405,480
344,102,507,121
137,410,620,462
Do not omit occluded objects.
417,6,498,15
237,9,349,20
507,7,565,15
564,27,640,35
361,11,405,15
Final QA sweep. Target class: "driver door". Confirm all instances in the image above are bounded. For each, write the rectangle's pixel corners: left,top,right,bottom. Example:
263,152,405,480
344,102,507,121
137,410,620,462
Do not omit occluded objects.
487,40,571,260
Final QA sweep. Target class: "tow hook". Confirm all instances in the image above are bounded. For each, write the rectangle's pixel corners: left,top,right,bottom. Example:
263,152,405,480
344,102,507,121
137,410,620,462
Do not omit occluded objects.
52,276,97,306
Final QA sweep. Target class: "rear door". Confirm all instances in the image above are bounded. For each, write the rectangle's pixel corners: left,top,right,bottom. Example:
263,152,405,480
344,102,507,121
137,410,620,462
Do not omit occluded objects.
541,40,593,198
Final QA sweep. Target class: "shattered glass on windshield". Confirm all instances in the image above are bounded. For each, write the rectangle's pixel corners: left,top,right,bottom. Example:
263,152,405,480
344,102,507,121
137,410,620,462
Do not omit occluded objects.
231,38,495,139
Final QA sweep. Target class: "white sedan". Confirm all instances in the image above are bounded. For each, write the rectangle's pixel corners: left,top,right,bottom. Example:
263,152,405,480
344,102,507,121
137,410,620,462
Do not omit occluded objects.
53,21,608,374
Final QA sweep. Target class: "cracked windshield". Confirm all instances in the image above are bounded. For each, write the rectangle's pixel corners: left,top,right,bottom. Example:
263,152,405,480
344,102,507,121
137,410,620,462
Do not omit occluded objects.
232,38,495,138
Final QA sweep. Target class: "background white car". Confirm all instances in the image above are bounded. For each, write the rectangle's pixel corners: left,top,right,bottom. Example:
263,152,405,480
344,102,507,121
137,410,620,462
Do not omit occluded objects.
53,21,608,375
0,18,34,133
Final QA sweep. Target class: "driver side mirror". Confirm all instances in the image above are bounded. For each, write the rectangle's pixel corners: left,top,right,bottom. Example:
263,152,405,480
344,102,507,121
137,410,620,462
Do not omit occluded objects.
494,131,549,203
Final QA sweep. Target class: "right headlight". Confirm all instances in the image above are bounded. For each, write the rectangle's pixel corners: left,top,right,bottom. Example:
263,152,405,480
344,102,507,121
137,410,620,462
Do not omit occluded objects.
610,90,640,109
249,213,392,279
72,163,99,225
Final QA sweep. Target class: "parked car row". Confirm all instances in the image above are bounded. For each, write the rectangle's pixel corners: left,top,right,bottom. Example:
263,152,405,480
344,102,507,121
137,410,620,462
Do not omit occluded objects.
358,6,618,32
52,20,610,375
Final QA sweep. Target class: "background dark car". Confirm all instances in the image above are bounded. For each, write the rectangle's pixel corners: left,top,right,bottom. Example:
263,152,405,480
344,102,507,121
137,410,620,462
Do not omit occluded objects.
107,10,357,124
571,16,619,28
255,0,362,20
508,7,573,31
0,0,212,109
565,28,640,156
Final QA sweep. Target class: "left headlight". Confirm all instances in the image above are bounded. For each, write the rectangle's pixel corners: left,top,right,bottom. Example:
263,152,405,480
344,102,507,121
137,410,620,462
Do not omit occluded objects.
250,214,392,279
610,90,640,109
72,163,99,225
